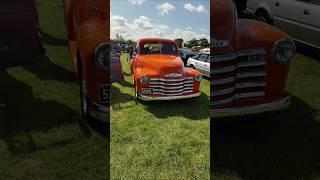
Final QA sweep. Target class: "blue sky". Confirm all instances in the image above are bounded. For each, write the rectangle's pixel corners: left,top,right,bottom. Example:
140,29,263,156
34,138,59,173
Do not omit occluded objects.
111,0,210,41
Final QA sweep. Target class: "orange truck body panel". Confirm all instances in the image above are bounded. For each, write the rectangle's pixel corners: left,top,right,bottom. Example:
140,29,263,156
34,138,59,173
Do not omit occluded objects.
64,0,109,104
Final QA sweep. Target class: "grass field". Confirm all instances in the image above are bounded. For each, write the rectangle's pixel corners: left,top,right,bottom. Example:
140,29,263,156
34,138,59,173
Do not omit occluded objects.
0,0,107,179
110,53,210,179
213,47,320,179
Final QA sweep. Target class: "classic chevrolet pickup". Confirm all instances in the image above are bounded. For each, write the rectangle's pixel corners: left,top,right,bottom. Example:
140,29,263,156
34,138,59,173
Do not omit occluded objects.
130,38,203,101
0,0,45,69
64,0,122,122
211,0,295,117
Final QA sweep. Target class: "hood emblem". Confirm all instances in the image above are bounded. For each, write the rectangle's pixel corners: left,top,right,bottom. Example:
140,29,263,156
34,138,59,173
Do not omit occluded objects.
165,73,182,78
211,38,230,48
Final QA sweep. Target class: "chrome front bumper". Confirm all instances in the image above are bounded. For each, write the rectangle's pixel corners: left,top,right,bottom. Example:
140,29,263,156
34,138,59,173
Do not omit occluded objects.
211,96,291,118
139,92,201,101
88,102,109,122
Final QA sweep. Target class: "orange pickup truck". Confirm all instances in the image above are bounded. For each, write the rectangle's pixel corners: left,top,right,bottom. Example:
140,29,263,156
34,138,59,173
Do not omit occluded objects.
211,0,295,118
64,0,121,122
130,38,203,101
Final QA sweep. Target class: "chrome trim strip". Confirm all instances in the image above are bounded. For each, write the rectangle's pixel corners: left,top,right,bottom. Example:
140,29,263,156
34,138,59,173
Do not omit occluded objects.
149,84,193,89
150,77,193,82
212,60,266,74
211,96,291,118
149,81,193,85
212,92,265,106
211,71,267,85
235,81,266,89
153,88,193,93
139,92,201,101
211,49,266,62
212,81,266,96
153,90,193,96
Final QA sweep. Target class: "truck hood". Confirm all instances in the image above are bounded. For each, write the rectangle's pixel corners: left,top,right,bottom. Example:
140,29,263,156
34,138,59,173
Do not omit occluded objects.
138,54,185,76
212,0,238,54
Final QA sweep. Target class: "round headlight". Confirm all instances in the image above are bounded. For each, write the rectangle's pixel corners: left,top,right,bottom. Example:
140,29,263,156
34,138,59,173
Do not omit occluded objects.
195,74,203,81
273,38,296,64
140,75,149,84
95,42,110,69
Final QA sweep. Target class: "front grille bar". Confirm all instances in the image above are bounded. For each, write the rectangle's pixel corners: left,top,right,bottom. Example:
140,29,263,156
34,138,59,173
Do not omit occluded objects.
211,49,266,62
212,92,265,106
211,71,267,86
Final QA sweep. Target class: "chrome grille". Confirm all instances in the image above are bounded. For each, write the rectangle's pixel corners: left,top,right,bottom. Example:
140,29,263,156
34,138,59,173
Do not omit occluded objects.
211,49,266,106
149,77,194,96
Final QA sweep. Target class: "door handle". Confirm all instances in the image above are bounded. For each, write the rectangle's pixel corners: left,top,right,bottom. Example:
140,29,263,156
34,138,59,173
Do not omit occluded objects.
275,2,280,7
303,9,310,15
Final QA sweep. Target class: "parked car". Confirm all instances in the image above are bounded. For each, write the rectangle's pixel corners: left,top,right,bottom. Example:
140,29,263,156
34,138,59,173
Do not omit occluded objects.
64,0,122,122
178,48,196,65
199,48,210,54
211,0,296,118
129,38,203,101
187,51,210,77
245,0,320,49
0,0,45,69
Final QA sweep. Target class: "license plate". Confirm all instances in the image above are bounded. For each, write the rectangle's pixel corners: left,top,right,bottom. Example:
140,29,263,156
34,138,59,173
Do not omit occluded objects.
99,84,109,103
140,88,153,95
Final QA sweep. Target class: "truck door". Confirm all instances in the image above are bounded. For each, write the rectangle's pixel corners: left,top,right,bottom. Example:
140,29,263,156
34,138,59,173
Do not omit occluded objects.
272,0,303,40
300,0,320,48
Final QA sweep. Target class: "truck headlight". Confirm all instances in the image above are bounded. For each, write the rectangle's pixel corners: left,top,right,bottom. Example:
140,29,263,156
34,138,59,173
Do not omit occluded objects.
273,38,295,64
95,42,110,69
195,74,203,81
140,75,149,84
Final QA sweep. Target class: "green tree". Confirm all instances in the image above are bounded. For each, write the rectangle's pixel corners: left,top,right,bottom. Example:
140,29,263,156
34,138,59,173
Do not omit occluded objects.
174,38,184,48
199,38,209,48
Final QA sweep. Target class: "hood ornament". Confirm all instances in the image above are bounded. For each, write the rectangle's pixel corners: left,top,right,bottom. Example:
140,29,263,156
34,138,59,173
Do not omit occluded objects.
165,73,182,78
211,38,230,48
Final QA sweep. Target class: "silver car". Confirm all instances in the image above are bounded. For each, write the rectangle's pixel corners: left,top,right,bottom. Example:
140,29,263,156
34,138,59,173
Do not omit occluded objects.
245,0,320,49
187,51,210,77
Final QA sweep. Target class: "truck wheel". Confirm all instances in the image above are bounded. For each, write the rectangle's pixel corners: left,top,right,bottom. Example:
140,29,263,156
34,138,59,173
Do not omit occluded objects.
79,68,90,122
256,10,273,25
190,65,196,69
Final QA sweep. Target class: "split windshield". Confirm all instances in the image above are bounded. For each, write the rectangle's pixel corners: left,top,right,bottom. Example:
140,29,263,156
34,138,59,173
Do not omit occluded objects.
140,41,178,55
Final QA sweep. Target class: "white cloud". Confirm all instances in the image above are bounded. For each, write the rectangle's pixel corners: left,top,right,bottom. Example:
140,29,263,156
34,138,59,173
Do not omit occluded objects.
156,2,175,15
184,3,208,14
186,27,192,30
133,16,153,30
110,14,209,41
128,0,145,5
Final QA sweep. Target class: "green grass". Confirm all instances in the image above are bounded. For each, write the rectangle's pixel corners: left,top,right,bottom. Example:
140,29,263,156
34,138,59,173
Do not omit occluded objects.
0,0,107,179
110,54,210,179
213,50,320,180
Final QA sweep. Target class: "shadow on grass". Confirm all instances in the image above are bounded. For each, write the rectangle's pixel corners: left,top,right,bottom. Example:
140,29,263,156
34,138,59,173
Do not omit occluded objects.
141,92,209,120
212,94,320,179
40,30,68,46
23,56,75,83
110,84,137,111
0,70,90,153
296,43,320,61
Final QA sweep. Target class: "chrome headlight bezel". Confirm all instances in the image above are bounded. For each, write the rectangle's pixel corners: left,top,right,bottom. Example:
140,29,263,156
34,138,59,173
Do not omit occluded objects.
95,42,110,69
139,75,150,84
272,38,296,64
195,73,203,82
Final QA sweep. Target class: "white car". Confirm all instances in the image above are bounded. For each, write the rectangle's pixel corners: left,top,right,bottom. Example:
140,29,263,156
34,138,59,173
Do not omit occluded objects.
187,51,210,77
245,0,320,49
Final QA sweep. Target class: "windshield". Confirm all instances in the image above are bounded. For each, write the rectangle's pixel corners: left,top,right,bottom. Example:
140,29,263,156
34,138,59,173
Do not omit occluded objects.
140,41,178,55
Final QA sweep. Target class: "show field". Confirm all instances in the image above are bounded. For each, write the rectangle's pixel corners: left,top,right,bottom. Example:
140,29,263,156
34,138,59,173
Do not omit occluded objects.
110,53,210,179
